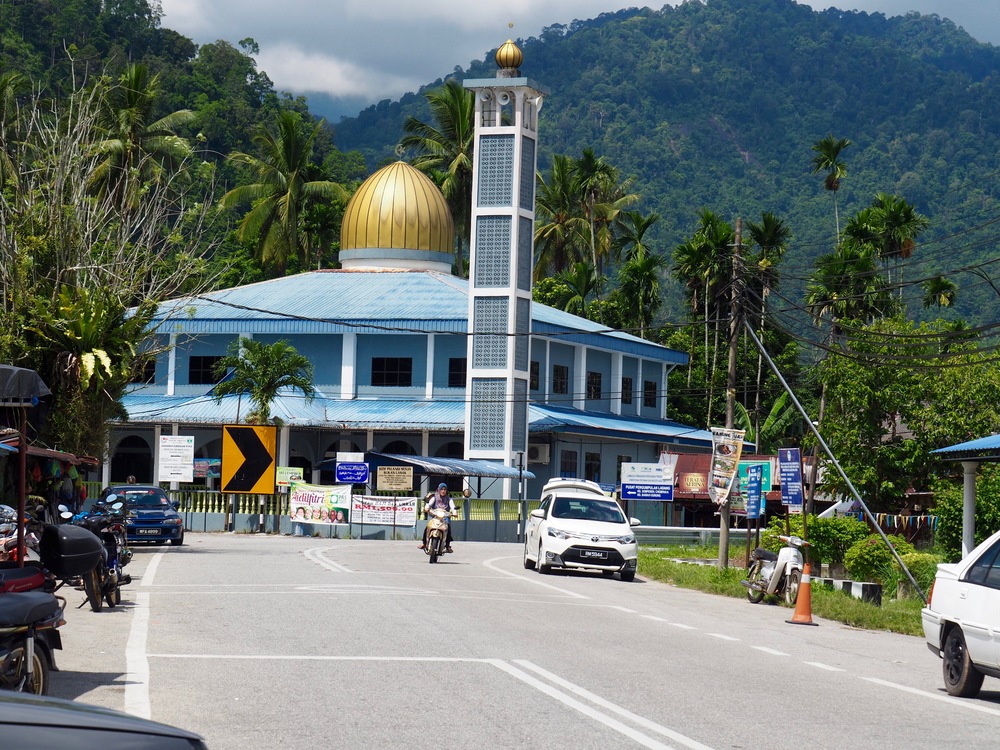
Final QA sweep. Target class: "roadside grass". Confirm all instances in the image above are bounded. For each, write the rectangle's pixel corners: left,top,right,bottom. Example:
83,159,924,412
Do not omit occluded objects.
638,547,925,637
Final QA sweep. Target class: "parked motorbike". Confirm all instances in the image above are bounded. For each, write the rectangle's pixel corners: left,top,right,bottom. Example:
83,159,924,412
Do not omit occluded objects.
424,508,454,564
72,496,132,611
0,590,65,694
742,534,808,605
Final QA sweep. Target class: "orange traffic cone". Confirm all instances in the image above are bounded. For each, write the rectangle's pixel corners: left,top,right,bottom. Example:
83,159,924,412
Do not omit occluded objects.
786,563,818,626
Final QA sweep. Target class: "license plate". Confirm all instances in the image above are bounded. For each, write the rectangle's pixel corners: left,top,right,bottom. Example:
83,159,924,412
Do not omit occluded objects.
137,528,160,535
581,549,608,559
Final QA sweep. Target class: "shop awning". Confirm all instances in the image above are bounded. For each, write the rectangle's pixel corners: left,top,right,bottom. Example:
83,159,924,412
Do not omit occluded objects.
319,452,535,480
0,365,51,406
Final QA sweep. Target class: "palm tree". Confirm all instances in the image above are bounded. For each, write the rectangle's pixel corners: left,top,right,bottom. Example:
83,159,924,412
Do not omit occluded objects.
88,63,195,211
613,210,661,264
811,134,851,243
0,71,28,191
220,110,347,275
573,149,639,282
617,252,667,337
553,261,598,318
922,275,957,309
534,154,588,278
213,338,316,424
868,192,930,290
805,241,894,333
399,80,475,272
746,212,790,417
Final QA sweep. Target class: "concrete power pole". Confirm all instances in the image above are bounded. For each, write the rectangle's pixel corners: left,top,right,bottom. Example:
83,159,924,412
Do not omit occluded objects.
718,217,741,569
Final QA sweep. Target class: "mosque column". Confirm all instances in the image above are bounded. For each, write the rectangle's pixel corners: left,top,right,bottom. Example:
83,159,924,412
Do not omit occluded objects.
463,41,546,498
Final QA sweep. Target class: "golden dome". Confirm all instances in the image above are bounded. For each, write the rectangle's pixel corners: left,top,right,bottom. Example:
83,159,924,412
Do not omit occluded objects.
495,39,523,70
340,161,455,259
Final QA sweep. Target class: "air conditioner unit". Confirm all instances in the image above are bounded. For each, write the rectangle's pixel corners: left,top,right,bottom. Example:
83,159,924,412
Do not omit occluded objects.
527,444,550,465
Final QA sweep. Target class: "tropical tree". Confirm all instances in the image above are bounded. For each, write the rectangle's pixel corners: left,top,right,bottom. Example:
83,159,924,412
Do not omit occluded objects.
87,63,196,212
0,70,28,191
811,134,851,243
613,210,660,264
534,154,588,278
399,79,476,272
573,148,638,282
734,392,797,455
219,109,347,275
868,192,930,290
922,275,958,309
616,252,667,337
553,261,598,318
213,338,316,424
746,211,790,417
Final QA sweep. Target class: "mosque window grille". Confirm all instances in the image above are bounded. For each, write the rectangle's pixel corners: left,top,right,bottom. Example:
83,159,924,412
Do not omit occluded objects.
515,298,530,371
470,378,506,450
477,135,514,207
472,297,509,369
512,378,528,452
474,215,511,288
517,216,533,292
519,137,535,211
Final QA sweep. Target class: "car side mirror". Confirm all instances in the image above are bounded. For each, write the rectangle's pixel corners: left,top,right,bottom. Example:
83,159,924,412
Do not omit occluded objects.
530,509,545,519
171,501,180,511
629,517,641,527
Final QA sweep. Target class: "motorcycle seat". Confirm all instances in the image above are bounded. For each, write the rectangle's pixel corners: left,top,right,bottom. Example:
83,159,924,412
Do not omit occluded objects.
0,591,59,626
753,548,778,562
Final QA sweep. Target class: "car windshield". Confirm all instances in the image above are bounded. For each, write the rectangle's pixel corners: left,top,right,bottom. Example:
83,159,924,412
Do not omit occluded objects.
551,497,625,523
118,489,171,508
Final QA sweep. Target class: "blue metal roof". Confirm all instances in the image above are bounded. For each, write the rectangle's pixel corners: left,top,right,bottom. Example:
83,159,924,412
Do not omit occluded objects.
120,393,711,449
150,269,686,364
932,434,1000,461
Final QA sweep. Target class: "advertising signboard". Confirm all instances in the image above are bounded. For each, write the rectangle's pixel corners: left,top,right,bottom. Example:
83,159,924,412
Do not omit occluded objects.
158,435,194,483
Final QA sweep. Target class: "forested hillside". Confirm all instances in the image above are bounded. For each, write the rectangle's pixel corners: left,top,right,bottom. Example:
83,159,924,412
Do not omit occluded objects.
335,0,1000,325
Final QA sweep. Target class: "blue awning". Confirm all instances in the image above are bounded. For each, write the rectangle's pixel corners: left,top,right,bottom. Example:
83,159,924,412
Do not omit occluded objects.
932,434,1000,461
319,452,534,480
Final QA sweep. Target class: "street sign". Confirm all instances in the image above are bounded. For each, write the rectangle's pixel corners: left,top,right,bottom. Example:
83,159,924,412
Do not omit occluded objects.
276,466,304,488
158,435,194,483
377,465,413,492
221,425,276,494
336,462,370,484
778,448,804,506
620,462,673,501
746,464,763,519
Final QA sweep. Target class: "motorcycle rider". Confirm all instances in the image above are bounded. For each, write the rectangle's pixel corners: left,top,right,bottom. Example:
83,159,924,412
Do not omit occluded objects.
418,483,456,553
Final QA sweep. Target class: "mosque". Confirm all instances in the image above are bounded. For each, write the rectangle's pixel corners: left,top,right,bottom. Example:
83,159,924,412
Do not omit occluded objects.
106,40,714,515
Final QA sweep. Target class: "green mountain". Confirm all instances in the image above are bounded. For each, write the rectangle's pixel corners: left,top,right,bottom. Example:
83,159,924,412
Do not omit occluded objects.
334,0,1000,324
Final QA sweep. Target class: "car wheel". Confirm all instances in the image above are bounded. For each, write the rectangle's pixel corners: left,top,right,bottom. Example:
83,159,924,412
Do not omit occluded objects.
523,539,535,569
537,541,551,574
171,529,184,547
943,627,984,697
620,569,636,582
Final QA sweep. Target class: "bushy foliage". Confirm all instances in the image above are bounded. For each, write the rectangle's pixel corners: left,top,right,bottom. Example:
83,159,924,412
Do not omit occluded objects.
844,534,915,585
898,552,941,594
759,513,868,567
931,466,1000,562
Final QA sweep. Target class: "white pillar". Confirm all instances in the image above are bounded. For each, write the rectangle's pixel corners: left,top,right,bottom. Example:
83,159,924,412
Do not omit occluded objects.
279,425,291,469
611,353,623,416
152,424,162,485
573,346,586,410
341,332,357,400
962,460,978,558
426,334,436,399
166,333,177,396
170,423,180,491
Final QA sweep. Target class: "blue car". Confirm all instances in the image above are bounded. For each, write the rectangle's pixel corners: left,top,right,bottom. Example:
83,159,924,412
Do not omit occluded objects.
100,486,185,546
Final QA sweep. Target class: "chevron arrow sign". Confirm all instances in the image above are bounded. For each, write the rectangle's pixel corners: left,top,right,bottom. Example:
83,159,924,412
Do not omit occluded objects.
221,425,276,494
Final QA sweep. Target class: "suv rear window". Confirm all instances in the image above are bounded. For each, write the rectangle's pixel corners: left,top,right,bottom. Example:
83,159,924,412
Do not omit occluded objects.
551,497,625,523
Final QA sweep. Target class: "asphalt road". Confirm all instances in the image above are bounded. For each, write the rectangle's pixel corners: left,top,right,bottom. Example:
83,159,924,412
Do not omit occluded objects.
48,533,1000,749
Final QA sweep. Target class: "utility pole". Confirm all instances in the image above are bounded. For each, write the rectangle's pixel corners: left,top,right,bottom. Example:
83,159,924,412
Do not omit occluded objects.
718,218,741,569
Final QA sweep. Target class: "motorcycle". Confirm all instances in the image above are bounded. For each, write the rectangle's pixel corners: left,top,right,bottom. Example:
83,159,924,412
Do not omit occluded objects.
0,590,65,695
742,534,808,605
424,508,454,564
72,495,132,611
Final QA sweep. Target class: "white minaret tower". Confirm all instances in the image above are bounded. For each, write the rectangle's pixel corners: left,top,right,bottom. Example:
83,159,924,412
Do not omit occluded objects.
463,40,546,498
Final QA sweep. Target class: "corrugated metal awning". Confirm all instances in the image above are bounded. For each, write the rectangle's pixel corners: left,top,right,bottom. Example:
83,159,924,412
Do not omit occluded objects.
931,434,1000,461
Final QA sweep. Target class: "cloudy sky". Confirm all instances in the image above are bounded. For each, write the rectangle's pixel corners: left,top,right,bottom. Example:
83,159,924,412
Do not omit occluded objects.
157,0,1000,120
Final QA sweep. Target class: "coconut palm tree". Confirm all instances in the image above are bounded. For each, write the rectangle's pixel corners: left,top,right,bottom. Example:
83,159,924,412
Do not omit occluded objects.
573,148,638,283
553,261,598,318
811,134,851,243
213,338,316,424
617,252,667,338
220,110,347,275
399,80,475,272
534,154,588,278
613,210,661,264
88,63,195,212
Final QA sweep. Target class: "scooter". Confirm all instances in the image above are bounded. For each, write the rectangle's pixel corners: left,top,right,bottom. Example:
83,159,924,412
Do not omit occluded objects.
0,590,66,694
742,534,808,605
424,508,454,564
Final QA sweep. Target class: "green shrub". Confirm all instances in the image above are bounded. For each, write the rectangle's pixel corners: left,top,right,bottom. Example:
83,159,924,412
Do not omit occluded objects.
759,513,868,566
898,552,941,593
844,534,915,584
932,466,1000,562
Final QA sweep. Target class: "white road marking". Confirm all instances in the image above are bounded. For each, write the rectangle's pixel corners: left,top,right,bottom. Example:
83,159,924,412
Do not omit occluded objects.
141,549,167,587
643,615,669,622
124,592,151,719
304,547,352,573
862,677,1000,717
671,623,696,630
481,556,589,599
608,606,639,613
805,662,844,672
752,646,789,656
707,633,740,642
510,660,716,750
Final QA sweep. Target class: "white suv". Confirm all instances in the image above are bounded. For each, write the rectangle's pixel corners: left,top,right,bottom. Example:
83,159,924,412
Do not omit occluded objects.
523,478,640,581
922,526,1000,696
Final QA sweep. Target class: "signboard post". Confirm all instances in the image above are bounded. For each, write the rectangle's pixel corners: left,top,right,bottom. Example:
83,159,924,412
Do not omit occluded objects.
222,425,277,533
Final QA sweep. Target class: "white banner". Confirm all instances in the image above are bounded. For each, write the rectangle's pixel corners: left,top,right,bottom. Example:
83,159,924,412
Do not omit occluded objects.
289,483,352,524
351,496,418,527
158,435,194,483
707,427,745,506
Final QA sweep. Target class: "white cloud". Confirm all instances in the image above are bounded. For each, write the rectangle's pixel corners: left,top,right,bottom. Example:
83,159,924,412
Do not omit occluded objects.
256,44,419,99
